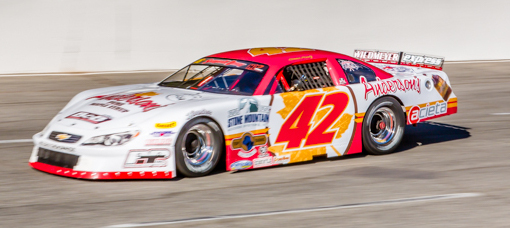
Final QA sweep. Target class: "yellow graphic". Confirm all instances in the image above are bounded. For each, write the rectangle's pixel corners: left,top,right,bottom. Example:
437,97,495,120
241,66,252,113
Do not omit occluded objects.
321,87,339,93
290,147,327,163
134,92,159,96
354,113,365,123
248,47,314,57
332,113,353,139
268,146,328,163
311,108,330,128
193,58,206,64
155,121,177,129
268,144,285,154
55,134,71,141
225,129,269,146
330,145,342,156
268,145,326,163
277,89,319,119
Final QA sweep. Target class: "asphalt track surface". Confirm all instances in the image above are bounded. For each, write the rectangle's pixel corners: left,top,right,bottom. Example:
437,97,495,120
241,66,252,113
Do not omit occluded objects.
1,62,510,228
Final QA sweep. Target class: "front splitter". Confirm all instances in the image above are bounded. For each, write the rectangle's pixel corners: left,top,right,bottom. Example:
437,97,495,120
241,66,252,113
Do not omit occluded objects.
29,162,174,180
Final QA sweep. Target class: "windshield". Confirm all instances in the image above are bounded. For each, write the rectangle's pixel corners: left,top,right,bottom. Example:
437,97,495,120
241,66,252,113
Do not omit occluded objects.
159,58,268,95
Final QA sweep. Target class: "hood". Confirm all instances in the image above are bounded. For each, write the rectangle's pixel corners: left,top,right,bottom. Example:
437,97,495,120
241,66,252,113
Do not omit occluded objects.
56,84,225,130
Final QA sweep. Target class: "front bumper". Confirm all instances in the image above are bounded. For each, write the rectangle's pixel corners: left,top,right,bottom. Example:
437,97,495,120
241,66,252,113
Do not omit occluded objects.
30,131,177,180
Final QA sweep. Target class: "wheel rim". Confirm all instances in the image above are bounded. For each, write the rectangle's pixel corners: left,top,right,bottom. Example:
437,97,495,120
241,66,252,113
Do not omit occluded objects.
369,107,396,145
181,124,215,170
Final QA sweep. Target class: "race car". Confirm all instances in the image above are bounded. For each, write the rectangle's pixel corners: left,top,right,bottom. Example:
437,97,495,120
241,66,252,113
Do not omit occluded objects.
29,47,457,179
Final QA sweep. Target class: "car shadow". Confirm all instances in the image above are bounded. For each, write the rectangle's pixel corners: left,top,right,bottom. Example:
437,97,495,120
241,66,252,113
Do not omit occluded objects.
232,121,471,173
394,121,471,153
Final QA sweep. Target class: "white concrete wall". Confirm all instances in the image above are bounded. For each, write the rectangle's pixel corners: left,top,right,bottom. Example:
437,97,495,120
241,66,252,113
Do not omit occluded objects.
0,0,509,74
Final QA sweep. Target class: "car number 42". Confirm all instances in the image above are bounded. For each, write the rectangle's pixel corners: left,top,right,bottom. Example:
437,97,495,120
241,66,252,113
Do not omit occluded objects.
275,92,350,150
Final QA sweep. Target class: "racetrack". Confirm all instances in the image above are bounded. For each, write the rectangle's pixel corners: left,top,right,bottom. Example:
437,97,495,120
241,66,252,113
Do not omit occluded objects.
1,62,510,228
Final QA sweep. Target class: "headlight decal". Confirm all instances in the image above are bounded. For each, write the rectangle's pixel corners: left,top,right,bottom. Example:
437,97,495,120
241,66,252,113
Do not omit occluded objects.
82,131,138,146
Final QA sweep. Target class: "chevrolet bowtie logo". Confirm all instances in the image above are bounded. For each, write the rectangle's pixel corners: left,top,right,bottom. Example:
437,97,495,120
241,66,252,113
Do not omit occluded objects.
55,134,71,141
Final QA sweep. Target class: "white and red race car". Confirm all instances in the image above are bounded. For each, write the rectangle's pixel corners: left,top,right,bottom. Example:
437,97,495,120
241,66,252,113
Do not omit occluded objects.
29,47,457,179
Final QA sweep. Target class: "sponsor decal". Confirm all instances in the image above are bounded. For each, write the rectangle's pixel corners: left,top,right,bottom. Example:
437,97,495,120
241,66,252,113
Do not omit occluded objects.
237,150,256,158
49,131,81,143
155,121,177,129
401,53,444,69
66,111,112,124
253,156,273,168
230,160,253,171
166,93,202,102
432,75,452,101
361,76,421,100
408,101,447,124
340,60,360,71
257,145,270,157
246,64,266,72
248,47,314,57
353,50,400,64
195,58,269,73
203,58,246,67
186,109,212,120
381,65,414,73
39,141,75,153
273,154,291,165
288,55,313,61
150,131,175,137
124,149,170,168
145,138,173,146
231,132,267,158
55,133,71,141
87,91,167,112
227,98,270,129
90,101,129,113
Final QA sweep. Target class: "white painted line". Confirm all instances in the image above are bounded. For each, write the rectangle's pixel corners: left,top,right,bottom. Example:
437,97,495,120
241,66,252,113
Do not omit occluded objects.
446,59,510,64
0,139,33,144
0,70,176,78
105,193,482,228
491,113,510,115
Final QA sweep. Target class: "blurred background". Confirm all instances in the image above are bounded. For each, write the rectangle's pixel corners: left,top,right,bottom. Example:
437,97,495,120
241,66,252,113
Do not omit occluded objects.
1,0,510,74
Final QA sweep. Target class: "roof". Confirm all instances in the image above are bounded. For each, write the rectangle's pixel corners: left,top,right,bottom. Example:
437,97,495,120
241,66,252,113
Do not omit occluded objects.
207,47,358,68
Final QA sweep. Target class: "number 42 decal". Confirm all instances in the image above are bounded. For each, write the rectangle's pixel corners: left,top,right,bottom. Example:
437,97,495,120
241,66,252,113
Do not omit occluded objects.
275,92,350,150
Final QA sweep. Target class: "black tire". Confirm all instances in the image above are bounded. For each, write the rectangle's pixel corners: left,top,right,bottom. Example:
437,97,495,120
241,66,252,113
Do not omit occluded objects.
362,97,405,155
175,118,223,177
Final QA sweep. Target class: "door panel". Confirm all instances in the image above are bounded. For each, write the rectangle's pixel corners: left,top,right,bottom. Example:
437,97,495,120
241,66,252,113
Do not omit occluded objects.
268,86,356,165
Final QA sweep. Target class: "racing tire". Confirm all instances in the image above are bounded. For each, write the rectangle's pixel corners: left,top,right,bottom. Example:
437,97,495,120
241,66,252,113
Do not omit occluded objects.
362,97,405,155
175,118,223,177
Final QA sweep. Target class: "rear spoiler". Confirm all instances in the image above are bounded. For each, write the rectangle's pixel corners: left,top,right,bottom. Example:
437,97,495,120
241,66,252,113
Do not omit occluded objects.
353,49,444,70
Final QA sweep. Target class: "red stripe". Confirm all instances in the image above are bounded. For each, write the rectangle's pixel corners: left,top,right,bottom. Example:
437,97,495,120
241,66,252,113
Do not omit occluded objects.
29,162,174,180
346,122,363,155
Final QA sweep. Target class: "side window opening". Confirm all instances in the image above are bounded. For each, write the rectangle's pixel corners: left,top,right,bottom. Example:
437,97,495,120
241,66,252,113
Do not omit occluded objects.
337,59,377,83
281,61,334,92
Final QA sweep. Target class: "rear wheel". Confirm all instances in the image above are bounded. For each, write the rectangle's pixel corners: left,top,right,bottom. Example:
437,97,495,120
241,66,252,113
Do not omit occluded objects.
175,118,223,177
362,97,405,155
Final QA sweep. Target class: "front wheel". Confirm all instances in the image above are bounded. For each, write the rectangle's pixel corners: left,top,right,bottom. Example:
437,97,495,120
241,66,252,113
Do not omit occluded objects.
175,118,223,177
362,97,405,155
